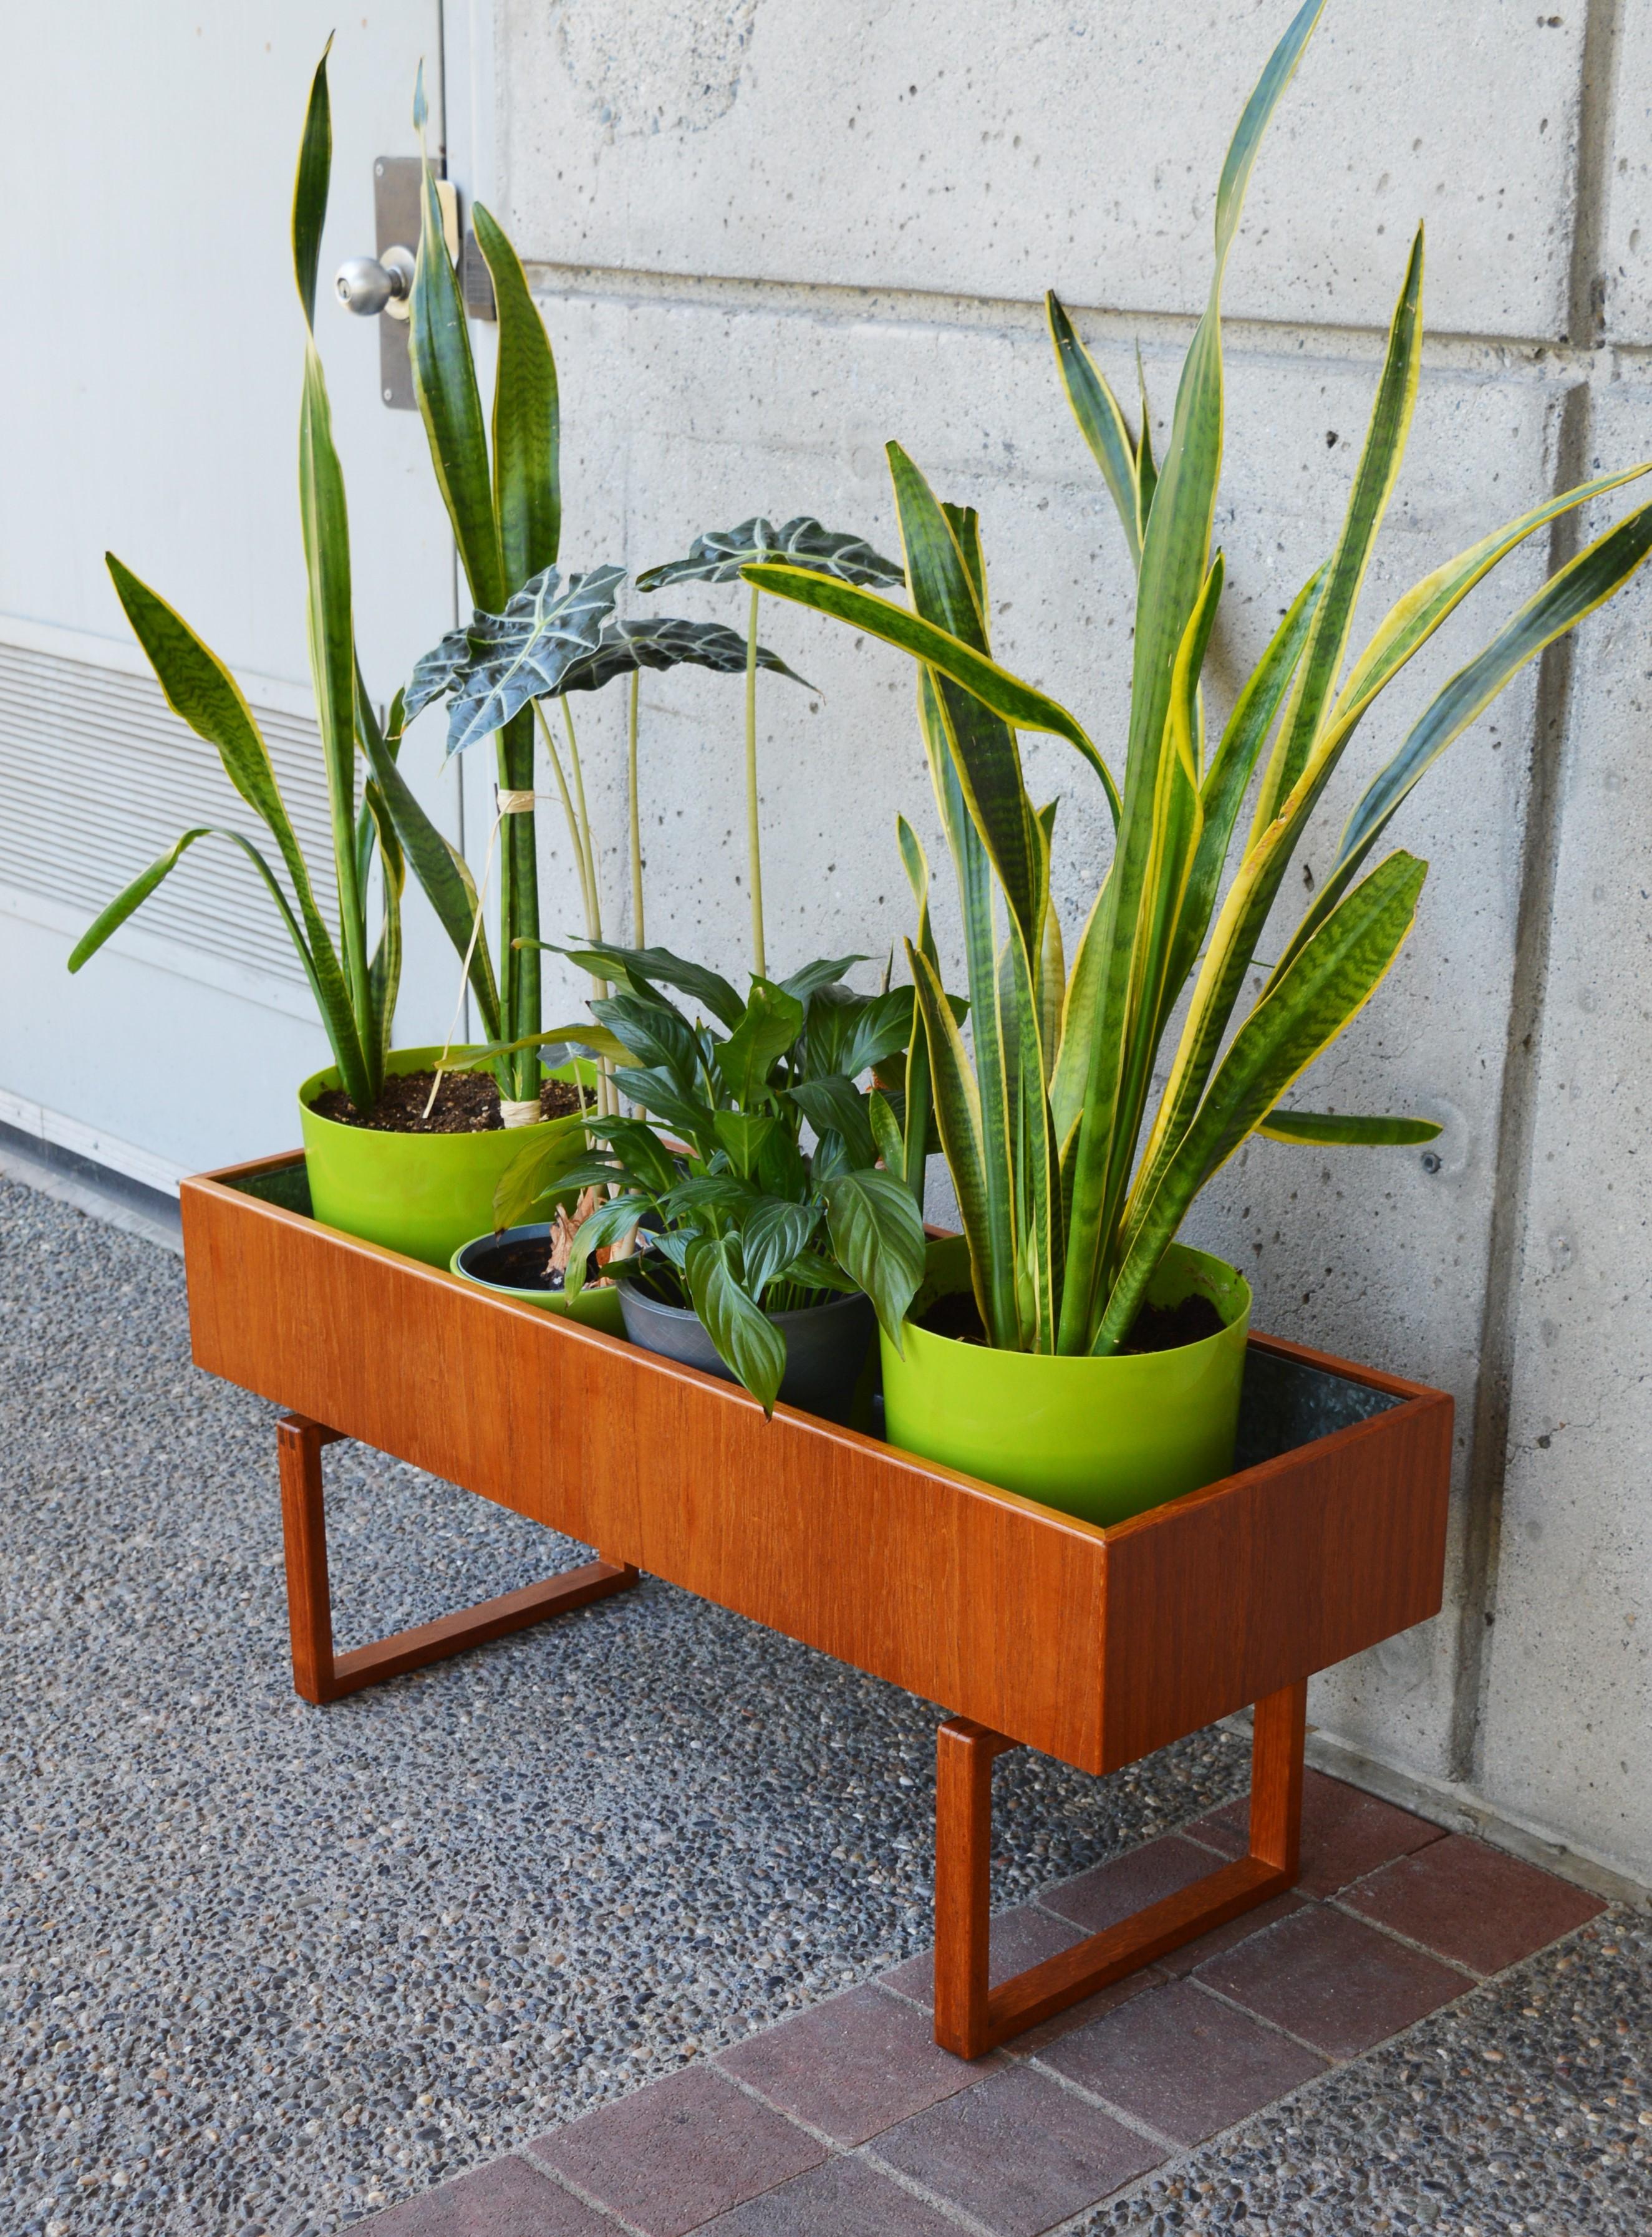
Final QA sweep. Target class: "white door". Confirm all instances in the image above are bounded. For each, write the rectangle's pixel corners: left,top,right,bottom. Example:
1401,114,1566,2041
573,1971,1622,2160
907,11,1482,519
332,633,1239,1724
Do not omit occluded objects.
0,4,480,1188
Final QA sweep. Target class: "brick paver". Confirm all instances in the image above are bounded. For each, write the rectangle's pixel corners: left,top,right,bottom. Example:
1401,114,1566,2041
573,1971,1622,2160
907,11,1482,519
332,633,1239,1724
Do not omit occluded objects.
1043,1976,1326,2143
1190,1766,1446,1897
1338,1830,1606,1974
1197,1902,1468,2057
715,1981,990,2145
1040,1831,1225,1933
359,2153,606,2234
871,2064,1162,2235
697,2155,962,2234
881,1898,1088,2006
527,2067,824,2237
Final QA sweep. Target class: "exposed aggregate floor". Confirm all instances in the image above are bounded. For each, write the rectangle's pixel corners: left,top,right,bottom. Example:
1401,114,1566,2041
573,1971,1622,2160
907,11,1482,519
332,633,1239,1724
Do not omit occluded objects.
1,1176,1646,2236
0,1181,1242,2236
1075,1913,1651,2233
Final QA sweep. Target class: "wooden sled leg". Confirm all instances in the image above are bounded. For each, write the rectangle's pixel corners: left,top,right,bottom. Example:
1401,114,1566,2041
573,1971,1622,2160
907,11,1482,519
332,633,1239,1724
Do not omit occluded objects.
275,1411,639,1706
932,1679,1308,2059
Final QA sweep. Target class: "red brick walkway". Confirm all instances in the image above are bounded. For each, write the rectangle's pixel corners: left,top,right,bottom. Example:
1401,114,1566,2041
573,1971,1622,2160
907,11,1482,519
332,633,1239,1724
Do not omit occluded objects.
361,1770,1605,2236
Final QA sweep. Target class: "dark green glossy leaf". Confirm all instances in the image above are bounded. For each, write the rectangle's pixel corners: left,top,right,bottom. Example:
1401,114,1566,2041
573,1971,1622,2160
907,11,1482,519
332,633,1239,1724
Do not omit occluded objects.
592,992,703,1091
685,1234,788,1413
408,121,503,612
740,1197,820,1300
779,954,868,1006
838,987,917,1080
788,1076,878,1171
1046,291,1141,567
755,1120,809,1203
713,1109,779,1179
611,1070,715,1152
718,980,807,1106
1257,1110,1442,1146
587,1116,683,1194
490,1114,599,1229
291,44,331,329
1104,848,1426,1351
471,201,561,586
1250,226,1423,835
776,1249,859,1295
659,1172,756,1222
803,987,862,1079
355,665,502,1041
823,1171,928,1351
564,1192,650,1297
562,941,745,1031
867,1088,904,1174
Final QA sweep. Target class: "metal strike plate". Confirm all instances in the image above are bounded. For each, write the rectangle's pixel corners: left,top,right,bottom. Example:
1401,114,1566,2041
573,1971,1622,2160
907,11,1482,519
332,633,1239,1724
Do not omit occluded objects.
372,158,491,410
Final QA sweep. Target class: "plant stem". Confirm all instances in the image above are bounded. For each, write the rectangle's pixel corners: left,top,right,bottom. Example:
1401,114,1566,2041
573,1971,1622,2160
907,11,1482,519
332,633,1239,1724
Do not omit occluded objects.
561,697,603,945
532,700,596,934
745,583,765,978
498,707,540,1104
531,698,615,1117
560,697,616,1114
628,669,645,947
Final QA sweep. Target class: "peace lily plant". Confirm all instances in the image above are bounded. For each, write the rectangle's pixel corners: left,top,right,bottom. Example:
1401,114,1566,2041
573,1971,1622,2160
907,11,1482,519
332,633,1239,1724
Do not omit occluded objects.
748,0,1652,1519
498,943,929,1413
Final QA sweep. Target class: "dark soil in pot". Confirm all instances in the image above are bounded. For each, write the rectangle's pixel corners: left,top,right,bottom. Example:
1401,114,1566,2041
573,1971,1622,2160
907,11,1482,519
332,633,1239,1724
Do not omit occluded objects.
919,1286,1223,1354
309,1071,590,1135
450,1224,626,1332
458,1232,577,1292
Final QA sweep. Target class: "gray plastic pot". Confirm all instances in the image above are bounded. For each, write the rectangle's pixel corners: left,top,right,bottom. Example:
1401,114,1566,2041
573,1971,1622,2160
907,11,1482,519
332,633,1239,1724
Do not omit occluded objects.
617,1283,876,1424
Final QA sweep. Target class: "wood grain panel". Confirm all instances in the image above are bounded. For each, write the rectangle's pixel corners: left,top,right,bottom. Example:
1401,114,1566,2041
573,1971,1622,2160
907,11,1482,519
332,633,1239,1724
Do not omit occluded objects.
1098,1341,1453,1770
183,1162,1110,1767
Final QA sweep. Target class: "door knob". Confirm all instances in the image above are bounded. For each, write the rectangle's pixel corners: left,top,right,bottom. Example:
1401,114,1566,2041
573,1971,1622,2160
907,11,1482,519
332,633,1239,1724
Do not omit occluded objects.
334,244,416,321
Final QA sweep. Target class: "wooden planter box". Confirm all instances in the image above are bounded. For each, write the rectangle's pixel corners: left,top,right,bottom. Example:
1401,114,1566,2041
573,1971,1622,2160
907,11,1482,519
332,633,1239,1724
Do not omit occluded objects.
181,1151,1454,2059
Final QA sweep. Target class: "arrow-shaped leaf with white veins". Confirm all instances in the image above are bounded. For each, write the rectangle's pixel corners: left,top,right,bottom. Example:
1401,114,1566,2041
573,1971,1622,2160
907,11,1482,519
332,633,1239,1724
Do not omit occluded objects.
557,614,814,694
436,564,624,753
635,516,904,591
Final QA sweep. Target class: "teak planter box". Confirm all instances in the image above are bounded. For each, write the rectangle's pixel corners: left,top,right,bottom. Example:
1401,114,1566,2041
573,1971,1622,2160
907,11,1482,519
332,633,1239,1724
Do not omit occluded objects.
181,1152,1454,2059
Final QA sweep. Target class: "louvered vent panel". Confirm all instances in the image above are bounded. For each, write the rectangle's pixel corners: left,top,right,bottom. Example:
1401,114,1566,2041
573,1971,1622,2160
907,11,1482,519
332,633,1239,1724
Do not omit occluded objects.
0,640,336,986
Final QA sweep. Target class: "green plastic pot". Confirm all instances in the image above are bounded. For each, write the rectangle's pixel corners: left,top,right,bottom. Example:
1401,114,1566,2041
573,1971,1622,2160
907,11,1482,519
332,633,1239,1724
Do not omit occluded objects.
449,1225,627,1334
298,1045,590,1270
880,1236,1252,1527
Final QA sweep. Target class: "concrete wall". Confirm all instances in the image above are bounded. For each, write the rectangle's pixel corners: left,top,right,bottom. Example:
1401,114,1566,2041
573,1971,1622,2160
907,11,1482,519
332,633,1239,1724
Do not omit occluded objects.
489,0,1652,1882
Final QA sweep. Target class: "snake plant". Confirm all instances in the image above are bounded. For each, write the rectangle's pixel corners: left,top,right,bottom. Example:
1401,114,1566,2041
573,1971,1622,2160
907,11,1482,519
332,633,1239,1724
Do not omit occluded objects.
749,0,1652,1359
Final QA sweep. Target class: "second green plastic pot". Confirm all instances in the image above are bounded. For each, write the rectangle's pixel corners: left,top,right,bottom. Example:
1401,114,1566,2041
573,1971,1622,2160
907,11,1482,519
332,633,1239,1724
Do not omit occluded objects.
298,1046,591,1270
879,1237,1251,1527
